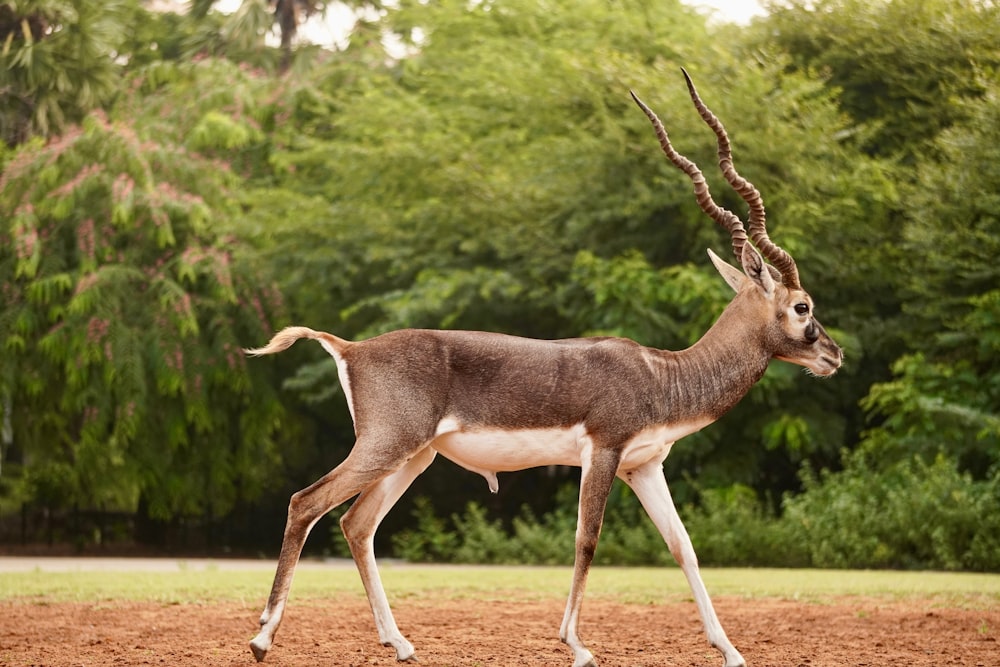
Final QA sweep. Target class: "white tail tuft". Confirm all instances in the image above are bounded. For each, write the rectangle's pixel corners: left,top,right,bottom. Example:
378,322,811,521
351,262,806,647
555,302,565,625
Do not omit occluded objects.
243,326,326,357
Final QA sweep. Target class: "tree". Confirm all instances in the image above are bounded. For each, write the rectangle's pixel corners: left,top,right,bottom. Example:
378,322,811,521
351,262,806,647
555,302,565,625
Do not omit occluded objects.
238,0,897,522
191,0,378,72
759,0,1000,161
859,78,1000,477
5,0,980,558
1,0,125,146
272,0,321,67
0,108,287,520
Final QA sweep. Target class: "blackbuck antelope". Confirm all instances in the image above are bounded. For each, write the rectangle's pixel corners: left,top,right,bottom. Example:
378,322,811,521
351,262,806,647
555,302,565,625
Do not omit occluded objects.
246,70,842,667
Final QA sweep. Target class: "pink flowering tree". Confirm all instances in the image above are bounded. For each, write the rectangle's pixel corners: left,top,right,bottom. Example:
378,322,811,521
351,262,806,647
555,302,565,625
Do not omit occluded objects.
0,110,286,520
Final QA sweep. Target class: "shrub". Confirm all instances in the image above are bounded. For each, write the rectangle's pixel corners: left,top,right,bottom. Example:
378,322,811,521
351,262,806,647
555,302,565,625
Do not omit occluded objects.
683,484,810,567
783,454,1000,570
390,456,1000,571
451,502,520,564
391,496,458,562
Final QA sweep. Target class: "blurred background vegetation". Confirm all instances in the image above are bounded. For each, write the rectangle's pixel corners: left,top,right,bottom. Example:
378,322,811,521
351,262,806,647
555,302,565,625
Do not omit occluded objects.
1,0,998,570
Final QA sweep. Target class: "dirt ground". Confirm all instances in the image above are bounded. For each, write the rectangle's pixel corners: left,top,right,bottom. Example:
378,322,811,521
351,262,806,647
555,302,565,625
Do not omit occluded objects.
2,595,998,667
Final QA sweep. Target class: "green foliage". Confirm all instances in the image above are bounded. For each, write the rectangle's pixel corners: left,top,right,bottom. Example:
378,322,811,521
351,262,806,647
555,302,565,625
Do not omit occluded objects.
858,78,1000,479
258,0,727,339
683,484,810,567
861,354,1000,475
561,250,731,349
0,110,286,518
390,496,459,563
1,0,126,145
448,502,521,564
393,495,576,565
785,454,1000,571
395,458,1000,571
2,0,999,563
395,484,674,567
760,0,1000,160
244,0,891,499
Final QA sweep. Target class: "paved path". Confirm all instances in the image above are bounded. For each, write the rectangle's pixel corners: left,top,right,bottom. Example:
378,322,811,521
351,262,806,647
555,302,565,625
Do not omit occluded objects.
0,556,365,572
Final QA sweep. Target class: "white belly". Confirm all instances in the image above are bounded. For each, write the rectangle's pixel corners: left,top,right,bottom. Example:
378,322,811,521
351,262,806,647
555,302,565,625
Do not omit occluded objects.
429,417,709,491
432,421,586,475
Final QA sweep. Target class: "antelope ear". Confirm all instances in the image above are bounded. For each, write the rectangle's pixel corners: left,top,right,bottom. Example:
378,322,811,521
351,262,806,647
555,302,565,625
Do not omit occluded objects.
740,243,775,297
707,248,745,292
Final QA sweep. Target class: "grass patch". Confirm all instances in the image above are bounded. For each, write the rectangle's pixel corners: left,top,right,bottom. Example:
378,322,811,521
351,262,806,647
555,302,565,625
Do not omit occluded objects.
1,562,998,607
0,569,273,605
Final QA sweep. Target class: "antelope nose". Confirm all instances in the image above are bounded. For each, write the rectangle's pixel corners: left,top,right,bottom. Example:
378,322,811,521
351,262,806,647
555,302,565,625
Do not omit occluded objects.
828,342,844,366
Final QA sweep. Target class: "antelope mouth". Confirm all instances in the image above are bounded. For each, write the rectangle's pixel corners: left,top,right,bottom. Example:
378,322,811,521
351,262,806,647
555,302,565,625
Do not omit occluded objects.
813,355,842,377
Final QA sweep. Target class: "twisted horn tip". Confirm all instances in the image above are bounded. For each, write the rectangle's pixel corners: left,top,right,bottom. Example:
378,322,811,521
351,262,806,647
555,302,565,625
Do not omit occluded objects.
680,67,698,95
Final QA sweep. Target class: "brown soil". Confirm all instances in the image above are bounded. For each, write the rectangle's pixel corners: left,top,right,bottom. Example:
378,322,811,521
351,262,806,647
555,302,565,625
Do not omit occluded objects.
2,595,997,666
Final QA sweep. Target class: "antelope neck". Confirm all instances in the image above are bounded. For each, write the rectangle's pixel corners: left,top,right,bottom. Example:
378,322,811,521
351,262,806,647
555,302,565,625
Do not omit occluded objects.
657,308,771,422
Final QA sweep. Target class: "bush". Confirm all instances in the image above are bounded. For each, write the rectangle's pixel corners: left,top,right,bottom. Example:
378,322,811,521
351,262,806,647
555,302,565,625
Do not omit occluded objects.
683,484,810,567
391,484,672,566
783,453,1000,571
451,502,520,564
509,505,576,565
391,496,458,562
389,456,1000,571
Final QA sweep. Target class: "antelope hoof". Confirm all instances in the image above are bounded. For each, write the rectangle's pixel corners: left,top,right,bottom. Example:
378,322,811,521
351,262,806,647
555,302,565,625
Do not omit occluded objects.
721,648,746,667
383,639,417,662
249,635,270,662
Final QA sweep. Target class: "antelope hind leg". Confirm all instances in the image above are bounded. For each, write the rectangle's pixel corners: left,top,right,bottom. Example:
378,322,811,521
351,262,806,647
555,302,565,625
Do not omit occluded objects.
340,446,437,661
250,448,403,662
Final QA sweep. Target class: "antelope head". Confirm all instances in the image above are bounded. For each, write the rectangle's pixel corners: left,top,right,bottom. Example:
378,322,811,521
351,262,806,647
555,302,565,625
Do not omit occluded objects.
631,69,843,377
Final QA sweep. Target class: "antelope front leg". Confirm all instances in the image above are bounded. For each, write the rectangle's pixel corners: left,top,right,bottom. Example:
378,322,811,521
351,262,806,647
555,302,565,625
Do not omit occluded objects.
560,448,620,667
621,461,746,667
339,447,437,662
250,451,390,662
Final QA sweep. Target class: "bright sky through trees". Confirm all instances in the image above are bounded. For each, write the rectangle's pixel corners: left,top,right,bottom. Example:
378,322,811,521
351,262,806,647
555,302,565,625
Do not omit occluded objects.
688,0,765,24
210,0,766,48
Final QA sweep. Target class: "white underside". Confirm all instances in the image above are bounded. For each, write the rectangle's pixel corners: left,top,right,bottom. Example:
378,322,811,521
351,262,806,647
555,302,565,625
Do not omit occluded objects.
430,417,709,492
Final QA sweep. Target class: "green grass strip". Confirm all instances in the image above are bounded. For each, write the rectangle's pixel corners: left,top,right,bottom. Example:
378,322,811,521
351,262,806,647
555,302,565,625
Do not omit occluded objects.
1,562,998,606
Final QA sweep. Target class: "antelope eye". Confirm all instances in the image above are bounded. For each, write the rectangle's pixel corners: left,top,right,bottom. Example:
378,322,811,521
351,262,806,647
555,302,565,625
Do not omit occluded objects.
794,303,810,316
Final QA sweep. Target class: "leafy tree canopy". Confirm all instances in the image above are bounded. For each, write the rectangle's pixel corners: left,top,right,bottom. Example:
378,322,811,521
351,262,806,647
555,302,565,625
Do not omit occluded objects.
1,0,125,146
758,0,1000,160
859,77,1000,477
229,0,897,501
0,106,286,518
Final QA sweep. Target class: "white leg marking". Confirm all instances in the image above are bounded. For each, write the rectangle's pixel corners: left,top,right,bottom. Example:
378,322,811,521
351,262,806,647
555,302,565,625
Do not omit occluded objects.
250,600,283,659
622,461,746,667
340,447,436,662
250,446,403,663
328,349,357,426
